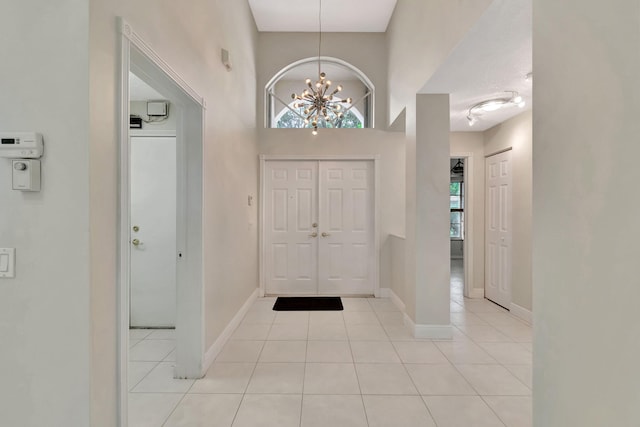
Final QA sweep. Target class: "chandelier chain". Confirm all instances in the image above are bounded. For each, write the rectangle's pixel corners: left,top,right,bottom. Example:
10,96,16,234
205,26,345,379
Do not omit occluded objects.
318,0,322,78
291,0,352,135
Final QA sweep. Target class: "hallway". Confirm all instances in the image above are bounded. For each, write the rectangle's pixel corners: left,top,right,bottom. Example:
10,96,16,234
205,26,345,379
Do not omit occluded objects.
128,275,532,426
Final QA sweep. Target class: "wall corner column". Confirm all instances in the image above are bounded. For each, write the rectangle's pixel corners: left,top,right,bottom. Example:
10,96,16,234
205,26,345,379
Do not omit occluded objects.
404,93,452,339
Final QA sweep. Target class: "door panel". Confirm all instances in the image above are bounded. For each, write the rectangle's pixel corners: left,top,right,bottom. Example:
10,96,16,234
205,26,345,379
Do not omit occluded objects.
130,136,177,327
264,161,319,294
318,161,374,295
485,150,512,308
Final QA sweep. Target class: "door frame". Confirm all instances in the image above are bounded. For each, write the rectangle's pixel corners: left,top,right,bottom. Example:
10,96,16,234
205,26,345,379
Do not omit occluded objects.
450,152,477,299
259,154,381,297
118,18,205,427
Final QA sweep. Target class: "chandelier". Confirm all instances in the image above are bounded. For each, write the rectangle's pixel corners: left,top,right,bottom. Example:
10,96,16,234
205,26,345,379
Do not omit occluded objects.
291,0,351,135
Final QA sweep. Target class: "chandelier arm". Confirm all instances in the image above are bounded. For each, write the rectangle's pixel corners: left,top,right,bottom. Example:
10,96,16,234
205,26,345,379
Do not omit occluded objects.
341,91,371,113
273,93,308,121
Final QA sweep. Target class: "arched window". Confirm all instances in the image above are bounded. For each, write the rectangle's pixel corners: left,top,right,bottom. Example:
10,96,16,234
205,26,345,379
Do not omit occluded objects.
265,57,374,129
274,99,365,129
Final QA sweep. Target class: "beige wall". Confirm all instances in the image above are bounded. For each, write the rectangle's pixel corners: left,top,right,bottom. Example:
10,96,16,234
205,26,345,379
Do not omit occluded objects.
533,1,640,425
451,132,485,294
258,32,388,129
89,0,259,424
484,111,532,311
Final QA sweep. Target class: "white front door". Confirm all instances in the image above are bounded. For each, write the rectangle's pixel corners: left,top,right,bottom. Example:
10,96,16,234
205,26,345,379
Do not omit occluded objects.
264,160,375,296
264,161,319,294
318,161,374,294
485,150,512,308
130,136,177,327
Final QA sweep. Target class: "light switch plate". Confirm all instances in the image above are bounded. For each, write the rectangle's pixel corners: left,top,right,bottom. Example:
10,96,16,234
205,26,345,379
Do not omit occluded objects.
0,248,15,278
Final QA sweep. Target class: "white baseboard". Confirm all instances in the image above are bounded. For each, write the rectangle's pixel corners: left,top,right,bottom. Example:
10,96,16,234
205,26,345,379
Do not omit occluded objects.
388,289,406,312
468,288,485,299
510,302,532,325
403,313,453,339
377,287,390,298
202,288,259,375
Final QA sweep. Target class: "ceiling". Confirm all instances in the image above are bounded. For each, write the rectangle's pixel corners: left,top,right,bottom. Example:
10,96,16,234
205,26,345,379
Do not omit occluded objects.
129,72,164,101
248,0,398,32
421,0,532,131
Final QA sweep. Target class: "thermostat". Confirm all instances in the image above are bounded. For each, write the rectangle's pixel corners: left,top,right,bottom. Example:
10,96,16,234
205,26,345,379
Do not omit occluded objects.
0,132,43,158
12,159,41,191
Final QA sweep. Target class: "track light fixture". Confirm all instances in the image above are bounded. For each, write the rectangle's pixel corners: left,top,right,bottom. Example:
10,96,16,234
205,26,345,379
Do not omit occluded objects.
467,91,525,127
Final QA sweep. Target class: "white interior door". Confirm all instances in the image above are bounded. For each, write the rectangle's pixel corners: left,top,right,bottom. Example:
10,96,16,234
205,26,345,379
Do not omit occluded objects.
318,161,375,295
264,161,318,294
263,159,375,296
130,136,177,327
485,150,512,308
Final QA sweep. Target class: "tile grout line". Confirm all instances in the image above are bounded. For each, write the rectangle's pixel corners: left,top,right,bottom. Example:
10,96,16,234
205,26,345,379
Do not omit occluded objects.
300,310,312,427
348,300,370,427
225,299,275,427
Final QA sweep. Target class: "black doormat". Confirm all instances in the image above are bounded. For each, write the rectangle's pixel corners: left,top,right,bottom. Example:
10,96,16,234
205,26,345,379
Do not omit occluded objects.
273,296,343,311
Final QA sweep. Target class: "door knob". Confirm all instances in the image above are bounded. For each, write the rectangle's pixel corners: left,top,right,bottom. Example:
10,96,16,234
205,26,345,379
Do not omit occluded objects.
309,232,318,238
321,232,330,237
312,223,318,228
132,238,141,246
132,225,140,232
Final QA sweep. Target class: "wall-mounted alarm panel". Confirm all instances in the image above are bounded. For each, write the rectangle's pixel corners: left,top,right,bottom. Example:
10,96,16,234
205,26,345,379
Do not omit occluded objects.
147,101,168,117
0,132,43,158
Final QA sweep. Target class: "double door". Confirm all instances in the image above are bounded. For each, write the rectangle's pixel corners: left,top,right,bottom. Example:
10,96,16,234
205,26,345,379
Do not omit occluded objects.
264,160,375,295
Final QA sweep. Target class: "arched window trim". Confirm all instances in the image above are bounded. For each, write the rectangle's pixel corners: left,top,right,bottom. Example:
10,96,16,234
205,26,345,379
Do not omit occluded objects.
265,56,375,129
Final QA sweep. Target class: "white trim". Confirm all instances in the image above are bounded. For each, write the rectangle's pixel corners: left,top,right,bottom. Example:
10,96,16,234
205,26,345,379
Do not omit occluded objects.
450,152,476,299
378,288,390,298
510,302,532,325
260,154,379,161
117,26,131,426
259,155,380,298
388,288,406,312
468,288,485,299
484,146,513,158
202,289,260,373
119,19,205,108
129,129,176,138
403,314,453,339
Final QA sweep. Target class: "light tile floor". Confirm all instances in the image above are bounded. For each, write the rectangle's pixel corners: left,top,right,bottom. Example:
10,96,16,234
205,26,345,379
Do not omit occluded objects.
129,259,532,426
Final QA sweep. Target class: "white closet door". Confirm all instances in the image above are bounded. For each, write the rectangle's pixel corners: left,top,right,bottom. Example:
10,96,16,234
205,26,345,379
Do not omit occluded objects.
318,161,375,295
264,161,318,294
130,136,177,327
485,150,513,308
